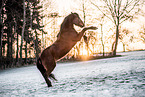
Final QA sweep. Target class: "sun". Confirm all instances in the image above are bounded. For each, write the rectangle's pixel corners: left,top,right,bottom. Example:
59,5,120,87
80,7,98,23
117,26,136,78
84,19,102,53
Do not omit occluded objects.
79,48,89,60
83,49,88,56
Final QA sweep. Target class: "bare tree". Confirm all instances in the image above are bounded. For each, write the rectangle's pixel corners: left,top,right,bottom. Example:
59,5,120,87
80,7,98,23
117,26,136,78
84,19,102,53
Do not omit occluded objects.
91,0,145,55
140,25,145,43
81,0,96,56
119,28,131,52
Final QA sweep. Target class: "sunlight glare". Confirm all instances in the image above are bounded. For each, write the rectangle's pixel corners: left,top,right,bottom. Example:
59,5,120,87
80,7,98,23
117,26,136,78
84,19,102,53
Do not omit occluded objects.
83,48,88,56
79,48,89,61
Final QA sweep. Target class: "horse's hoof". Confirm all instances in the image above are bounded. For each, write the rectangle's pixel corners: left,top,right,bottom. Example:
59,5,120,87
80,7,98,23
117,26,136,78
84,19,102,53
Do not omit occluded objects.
90,26,98,30
48,85,52,87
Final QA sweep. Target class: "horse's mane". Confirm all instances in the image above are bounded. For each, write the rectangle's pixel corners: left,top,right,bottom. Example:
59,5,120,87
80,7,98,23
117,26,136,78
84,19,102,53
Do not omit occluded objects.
61,13,78,30
61,14,72,29
57,13,78,37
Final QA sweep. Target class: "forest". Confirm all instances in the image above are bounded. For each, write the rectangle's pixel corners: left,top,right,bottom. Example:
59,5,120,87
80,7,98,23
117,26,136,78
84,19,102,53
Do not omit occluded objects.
0,0,145,69
0,0,44,69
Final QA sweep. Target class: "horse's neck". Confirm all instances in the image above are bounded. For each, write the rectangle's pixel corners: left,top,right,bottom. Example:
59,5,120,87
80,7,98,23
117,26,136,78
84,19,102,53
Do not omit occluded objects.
57,25,75,40
60,23,74,33
58,17,75,37
61,22,73,29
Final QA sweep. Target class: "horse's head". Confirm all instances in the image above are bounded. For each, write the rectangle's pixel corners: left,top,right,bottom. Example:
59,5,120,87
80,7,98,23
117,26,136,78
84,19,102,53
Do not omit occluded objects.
71,13,85,27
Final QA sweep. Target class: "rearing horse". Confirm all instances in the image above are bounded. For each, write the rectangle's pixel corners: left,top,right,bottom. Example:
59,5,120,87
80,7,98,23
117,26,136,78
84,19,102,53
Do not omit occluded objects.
37,12,97,87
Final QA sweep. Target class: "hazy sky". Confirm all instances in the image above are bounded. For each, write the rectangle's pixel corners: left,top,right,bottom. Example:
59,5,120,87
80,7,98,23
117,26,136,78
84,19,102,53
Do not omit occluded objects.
41,0,145,51
49,0,80,16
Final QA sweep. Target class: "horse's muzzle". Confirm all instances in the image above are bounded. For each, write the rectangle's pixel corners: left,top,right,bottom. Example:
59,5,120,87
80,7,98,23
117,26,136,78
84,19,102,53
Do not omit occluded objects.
79,22,85,27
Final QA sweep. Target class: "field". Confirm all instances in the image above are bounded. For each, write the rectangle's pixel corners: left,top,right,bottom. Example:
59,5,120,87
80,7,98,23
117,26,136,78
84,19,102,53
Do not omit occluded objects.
0,51,145,97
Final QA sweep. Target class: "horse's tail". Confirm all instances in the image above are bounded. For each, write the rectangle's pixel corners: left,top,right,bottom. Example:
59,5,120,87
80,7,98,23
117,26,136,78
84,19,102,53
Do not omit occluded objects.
37,58,57,81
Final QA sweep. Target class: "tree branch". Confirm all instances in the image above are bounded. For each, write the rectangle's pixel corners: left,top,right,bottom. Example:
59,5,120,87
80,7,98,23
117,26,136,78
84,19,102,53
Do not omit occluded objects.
120,0,139,17
90,1,114,23
103,0,117,24
120,0,141,23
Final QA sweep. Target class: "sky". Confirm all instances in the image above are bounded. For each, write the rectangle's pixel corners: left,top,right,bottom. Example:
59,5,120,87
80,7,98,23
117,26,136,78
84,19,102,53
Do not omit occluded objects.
41,0,145,52
46,0,80,16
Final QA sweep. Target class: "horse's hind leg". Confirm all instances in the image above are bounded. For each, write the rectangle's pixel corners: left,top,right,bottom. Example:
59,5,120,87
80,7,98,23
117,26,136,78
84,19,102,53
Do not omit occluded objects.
37,60,52,87
44,57,56,81
49,73,57,81
43,73,52,87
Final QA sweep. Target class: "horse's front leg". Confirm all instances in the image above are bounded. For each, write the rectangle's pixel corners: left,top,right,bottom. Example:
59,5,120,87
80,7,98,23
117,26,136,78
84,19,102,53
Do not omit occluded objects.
74,26,98,41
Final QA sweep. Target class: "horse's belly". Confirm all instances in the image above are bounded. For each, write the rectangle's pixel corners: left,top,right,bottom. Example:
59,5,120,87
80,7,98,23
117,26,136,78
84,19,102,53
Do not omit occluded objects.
53,44,74,60
56,47,71,60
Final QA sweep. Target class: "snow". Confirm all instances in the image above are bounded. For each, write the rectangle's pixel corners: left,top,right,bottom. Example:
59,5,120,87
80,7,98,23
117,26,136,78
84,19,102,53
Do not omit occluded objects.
0,51,145,97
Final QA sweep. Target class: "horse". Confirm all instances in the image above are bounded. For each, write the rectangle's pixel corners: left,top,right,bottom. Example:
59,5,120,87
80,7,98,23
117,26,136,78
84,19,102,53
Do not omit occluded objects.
37,12,97,87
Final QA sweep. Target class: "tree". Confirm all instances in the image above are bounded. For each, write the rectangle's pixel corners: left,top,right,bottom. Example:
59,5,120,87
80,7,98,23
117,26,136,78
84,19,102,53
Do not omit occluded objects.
77,0,95,56
100,21,105,56
20,0,26,64
32,1,44,59
0,0,45,69
0,0,6,63
119,28,131,52
140,25,145,43
91,0,145,55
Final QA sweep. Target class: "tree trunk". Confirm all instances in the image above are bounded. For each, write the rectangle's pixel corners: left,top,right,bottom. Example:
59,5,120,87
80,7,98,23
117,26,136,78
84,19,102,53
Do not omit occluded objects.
16,27,19,64
34,29,40,59
82,0,90,56
113,24,119,56
42,31,45,50
0,0,5,65
10,25,13,64
82,0,85,25
0,13,3,63
76,46,80,57
100,24,104,56
7,25,12,60
25,41,27,64
29,4,37,62
111,41,115,53
20,0,26,64
123,43,125,52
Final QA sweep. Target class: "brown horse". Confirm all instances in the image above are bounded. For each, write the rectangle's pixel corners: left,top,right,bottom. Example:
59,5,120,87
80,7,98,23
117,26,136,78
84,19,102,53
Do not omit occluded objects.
37,12,97,87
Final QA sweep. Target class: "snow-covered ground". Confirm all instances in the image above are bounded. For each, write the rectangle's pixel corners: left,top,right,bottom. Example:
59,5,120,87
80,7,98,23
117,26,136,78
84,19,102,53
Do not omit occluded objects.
0,51,145,97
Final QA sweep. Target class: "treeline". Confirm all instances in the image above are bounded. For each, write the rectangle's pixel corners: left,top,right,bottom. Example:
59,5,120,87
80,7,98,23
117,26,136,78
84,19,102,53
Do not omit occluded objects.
1,0,145,69
0,0,45,69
